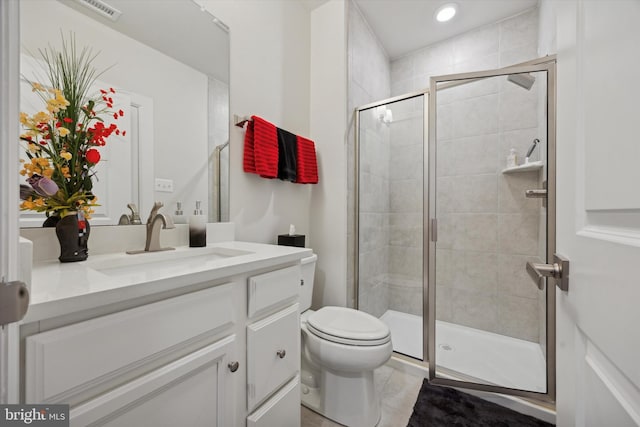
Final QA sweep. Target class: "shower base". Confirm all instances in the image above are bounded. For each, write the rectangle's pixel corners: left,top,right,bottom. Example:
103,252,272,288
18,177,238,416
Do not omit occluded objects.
380,309,546,392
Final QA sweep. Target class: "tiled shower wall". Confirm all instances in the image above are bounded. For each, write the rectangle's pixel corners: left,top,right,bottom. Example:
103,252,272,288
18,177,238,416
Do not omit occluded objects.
388,8,543,342
347,0,390,312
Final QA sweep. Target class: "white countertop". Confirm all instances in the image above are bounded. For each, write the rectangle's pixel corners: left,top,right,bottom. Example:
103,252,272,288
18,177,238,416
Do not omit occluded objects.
24,241,312,323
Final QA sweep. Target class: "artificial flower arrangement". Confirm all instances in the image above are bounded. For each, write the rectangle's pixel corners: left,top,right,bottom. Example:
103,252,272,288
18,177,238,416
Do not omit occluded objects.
19,35,125,224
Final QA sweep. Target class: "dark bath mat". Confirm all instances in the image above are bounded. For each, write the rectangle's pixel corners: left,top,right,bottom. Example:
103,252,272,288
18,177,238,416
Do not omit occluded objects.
407,380,555,427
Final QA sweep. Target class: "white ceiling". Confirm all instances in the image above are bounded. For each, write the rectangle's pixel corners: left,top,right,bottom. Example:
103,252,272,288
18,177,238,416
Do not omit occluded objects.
353,0,539,59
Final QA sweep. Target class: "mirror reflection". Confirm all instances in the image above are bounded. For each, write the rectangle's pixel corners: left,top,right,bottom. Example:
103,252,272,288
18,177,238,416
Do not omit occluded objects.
19,0,230,227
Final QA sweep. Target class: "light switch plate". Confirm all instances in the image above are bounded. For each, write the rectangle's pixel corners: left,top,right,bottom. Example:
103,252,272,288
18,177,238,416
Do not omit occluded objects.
154,178,174,193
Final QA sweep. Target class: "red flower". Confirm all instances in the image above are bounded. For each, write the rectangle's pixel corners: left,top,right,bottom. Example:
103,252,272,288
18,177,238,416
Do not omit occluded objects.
122,130,127,136
100,89,107,94
63,117,73,123
109,87,115,93
118,109,124,117
86,148,101,164
113,113,118,120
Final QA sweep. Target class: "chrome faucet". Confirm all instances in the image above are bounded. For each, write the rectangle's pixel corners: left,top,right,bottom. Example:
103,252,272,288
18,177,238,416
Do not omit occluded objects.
127,202,175,254
118,203,142,225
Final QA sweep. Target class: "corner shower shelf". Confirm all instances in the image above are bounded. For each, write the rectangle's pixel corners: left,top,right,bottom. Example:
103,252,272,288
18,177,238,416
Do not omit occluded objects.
501,161,543,174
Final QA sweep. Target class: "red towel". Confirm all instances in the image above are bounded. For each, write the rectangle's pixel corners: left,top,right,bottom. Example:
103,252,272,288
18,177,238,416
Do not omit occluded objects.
296,136,318,184
252,116,278,178
243,115,318,184
242,119,256,173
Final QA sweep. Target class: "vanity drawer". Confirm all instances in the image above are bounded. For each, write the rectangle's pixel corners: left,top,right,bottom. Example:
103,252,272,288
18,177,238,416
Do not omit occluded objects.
248,265,300,319
247,375,300,427
247,303,300,412
26,283,236,403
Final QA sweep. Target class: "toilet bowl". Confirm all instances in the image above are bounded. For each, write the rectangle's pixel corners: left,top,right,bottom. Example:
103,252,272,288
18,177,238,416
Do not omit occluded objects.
299,255,393,427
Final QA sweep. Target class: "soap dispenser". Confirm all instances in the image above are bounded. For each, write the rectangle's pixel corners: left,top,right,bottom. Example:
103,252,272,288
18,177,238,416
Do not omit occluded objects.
174,201,186,224
189,200,206,247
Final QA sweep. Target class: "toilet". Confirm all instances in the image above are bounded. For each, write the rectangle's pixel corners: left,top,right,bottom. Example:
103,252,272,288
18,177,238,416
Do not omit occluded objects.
299,254,393,427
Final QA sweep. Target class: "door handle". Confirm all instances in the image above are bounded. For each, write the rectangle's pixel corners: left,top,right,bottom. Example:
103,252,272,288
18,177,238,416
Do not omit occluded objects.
526,254,570,291
525,189,548,198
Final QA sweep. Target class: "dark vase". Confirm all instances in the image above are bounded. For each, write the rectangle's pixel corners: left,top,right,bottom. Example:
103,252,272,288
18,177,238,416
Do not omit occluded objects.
45,213,90,262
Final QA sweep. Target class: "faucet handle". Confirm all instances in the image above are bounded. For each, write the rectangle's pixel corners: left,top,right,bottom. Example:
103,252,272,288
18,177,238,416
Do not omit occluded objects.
146,201,163,224
127,203,142,225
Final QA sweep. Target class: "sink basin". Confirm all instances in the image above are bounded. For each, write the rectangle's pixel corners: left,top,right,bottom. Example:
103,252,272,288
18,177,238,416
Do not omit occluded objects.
87,246,253,279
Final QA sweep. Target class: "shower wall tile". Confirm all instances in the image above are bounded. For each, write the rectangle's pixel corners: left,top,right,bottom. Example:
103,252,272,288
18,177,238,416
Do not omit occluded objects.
435,248,454,287
452,251,498,295
441,134,500,177
388,276,423,317
499,80,539,131
497,253,543,299
391,55,414,83
436,103,454,141
437,174,498,214
390,118,422,147
359,213,387,253
498,173,541,213
500,43,539,68
452,94,500,138
498,214,540,256
449,213,498,252
389,213,422,248
435,286,453,323
389,246,422,279
414,41,454,76
452,53,499,75
497,295,539,342
452,25,499,65
389,179,422,213
389,143,423,180
450,289,498,334
391,79,413,97
499,8,539,52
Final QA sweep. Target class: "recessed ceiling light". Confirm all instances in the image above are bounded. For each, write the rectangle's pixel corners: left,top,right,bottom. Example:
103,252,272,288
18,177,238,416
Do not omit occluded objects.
435,3,458,22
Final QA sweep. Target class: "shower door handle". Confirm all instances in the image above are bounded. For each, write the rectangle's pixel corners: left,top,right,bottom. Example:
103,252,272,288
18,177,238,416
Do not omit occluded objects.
526,254,570,292
525,189,547,198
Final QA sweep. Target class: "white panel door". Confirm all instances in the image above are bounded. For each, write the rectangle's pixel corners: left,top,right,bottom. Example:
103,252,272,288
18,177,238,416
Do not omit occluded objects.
556,1,640,425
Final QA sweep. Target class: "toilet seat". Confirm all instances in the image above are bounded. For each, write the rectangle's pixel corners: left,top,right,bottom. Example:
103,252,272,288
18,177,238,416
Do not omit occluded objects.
307,307,391,346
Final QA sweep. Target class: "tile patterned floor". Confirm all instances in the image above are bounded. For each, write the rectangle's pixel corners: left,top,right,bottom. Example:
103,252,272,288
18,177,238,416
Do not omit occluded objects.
301,365,424,427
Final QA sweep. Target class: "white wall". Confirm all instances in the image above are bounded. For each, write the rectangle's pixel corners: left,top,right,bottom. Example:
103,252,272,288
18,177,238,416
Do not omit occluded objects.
20,0,209,220
203,0,312,245
309,0,348,307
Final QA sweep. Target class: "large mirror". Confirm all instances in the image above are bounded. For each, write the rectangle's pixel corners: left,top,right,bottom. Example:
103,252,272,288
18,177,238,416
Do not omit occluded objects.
19,0,230,227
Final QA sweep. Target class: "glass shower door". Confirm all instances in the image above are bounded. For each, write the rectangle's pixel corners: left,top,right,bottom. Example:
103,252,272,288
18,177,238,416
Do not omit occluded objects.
356,93,426,361
427,61,556,400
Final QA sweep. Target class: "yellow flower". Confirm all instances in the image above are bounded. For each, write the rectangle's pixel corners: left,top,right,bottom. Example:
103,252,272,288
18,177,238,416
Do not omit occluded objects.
27,143,41,153
31,82,45,92
60,166,70,178
60,151,72,161
43,168,54,178
20,112,29,125
33,111,51,124
58,127,70,137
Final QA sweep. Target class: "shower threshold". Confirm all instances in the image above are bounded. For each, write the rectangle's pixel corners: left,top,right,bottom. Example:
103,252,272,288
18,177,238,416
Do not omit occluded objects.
380,309,546,392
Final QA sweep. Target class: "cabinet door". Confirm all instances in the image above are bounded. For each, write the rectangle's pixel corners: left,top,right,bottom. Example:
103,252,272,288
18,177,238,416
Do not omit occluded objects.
247,376,300,427
247,304,299,411
70,335,238,427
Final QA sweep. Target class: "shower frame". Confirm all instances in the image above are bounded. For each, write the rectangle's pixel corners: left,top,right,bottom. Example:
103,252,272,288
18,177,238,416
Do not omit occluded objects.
353,55,558,403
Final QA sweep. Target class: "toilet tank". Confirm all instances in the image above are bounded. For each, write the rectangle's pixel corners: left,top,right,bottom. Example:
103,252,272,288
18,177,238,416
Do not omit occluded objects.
299,254,317,312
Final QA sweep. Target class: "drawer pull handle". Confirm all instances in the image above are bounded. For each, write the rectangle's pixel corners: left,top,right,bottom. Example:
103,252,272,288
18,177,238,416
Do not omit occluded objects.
276,349,286,359
228,361,239,372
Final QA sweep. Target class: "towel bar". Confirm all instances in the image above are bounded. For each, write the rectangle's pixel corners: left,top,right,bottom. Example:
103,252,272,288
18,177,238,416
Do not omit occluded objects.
234,114,252,128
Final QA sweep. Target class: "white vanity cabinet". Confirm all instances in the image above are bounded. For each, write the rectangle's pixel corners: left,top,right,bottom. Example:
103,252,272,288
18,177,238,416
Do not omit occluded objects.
20,242,311,427
246,265,301,427
25,282,241,426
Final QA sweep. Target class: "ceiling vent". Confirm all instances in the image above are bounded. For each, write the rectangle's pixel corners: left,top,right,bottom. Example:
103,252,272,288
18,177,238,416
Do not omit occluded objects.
74,0,122,21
